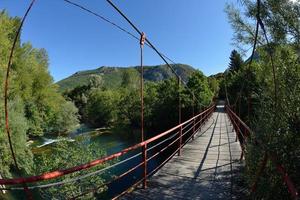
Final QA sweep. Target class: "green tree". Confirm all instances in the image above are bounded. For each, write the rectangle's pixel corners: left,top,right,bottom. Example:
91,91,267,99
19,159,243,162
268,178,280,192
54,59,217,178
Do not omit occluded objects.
48,101,79,134
0,11,34,178
89,74,103,89
149,79,181,132
225,0,300,49
0,98,34,177
0,11,79,181
228,49,244,73
117,89,140,128
186,71,214,107
120,68,139,89
64,85,91,122
208,77,220,97
85,90,119,127
10,39,79,137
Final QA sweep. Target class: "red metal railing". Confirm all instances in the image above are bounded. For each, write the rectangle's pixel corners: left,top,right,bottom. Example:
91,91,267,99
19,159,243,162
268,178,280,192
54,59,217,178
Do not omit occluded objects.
225,104,251,160
0,104,216,199
225,105,299,200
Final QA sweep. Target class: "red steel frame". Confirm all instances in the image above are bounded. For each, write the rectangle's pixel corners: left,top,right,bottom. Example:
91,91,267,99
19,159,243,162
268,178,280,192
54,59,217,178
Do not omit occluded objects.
0,104,216,199
225,104,299,200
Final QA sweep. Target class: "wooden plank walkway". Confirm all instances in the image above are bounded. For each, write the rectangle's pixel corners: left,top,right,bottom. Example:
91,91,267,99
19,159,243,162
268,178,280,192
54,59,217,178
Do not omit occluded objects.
123,105,245,200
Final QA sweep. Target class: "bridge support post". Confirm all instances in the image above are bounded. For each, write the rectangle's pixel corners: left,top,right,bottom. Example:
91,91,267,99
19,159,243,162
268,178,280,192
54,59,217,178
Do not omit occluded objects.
233,116,237,141
232,114,236,139
140,32,145,142
228,108,232,126
192,118,195,140
236,120,240,142
192,93,195,140
207,109,209,120
142,144,147,188
178,125,182,156
199,112,202,131
244,126,249,138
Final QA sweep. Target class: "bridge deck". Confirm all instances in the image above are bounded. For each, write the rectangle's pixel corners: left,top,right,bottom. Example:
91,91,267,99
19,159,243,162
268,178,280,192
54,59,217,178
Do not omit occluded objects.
123,105,244,200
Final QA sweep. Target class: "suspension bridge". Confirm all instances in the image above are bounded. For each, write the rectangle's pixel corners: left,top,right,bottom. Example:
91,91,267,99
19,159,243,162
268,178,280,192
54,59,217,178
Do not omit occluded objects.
0,0,299,199
0,102,237,199
122,102,244,200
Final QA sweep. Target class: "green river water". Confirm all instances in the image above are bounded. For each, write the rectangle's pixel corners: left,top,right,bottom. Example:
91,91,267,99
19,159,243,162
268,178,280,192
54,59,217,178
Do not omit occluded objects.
1,124,136,200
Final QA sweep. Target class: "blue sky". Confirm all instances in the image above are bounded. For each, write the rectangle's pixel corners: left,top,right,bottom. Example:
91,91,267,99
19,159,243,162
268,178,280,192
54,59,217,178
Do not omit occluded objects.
1,0,239,82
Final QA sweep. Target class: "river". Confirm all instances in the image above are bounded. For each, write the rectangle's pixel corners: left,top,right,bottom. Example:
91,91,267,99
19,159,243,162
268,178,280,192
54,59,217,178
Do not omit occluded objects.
2,124,138,200
30,124,135,156
3,123,183,199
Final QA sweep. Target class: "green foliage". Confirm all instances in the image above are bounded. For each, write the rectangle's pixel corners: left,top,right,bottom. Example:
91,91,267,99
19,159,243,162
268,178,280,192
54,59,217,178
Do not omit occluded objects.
85,89,119,127
121,68,139,89
8,98,34,174
89,74,103,89
48,101,79,134
225,1,300,199
187,71,214,107
0,11,34,178
225,0,300,51
0,97,34,177
12,43,79,136
228,50,244,73
207,77,219,96
34,139,108,199
149,79,181,131
117,88,140,128
62,65,204,136
121,75,213,134
243,46,300,199
209,73,225,99
64,84,90,121
64,69,214,140
0,11,79,181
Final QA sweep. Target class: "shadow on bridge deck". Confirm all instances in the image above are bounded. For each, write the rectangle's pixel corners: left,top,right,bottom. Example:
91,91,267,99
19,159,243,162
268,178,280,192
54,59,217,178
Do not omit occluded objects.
122,105,246,200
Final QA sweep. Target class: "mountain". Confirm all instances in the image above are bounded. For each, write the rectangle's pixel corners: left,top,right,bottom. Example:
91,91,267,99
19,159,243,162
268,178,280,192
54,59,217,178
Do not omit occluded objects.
56,64,196,92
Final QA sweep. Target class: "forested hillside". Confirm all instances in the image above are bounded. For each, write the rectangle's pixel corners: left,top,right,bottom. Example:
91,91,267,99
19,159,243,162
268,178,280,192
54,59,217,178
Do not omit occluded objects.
57,64,196,92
